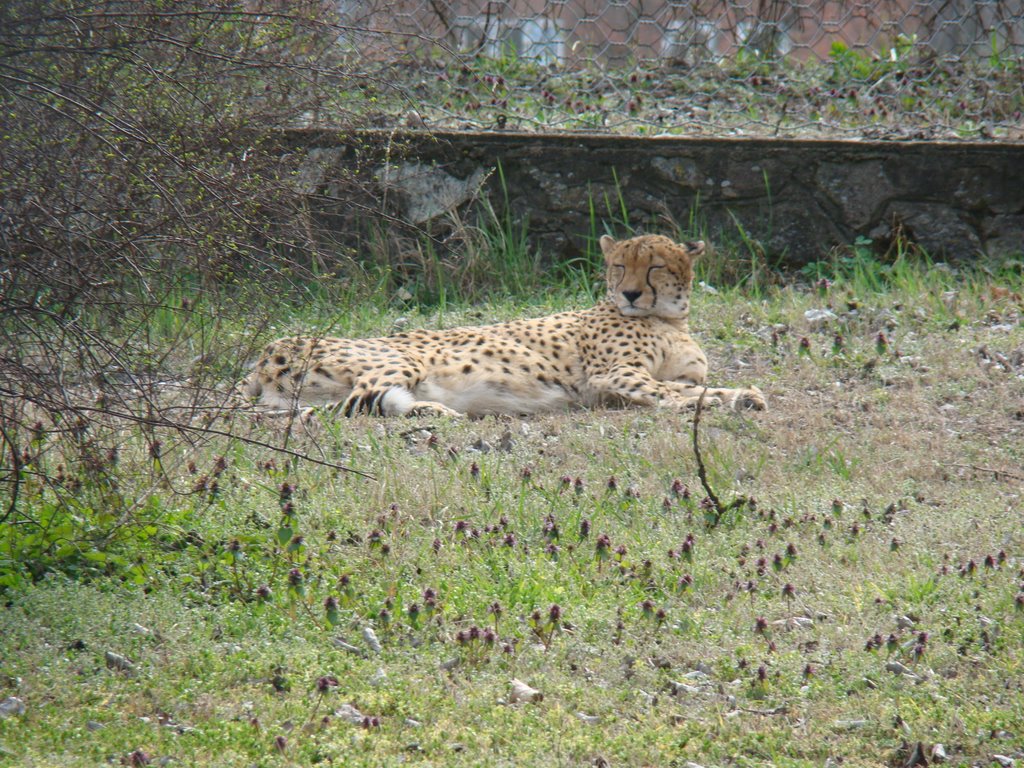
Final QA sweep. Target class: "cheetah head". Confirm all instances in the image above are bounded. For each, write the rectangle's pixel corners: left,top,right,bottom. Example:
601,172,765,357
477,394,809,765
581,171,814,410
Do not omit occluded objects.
600,234,704,319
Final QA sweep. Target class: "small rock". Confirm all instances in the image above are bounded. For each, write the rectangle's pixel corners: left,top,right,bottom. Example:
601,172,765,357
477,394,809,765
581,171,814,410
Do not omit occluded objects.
370,668,387,687
468,438,493,453
804,308,838,329
508,679,543,704
669,681,701,696
334,703,364,725
900,740,929,767
332,638,364,656
681,670,711,682
439,657,461,671
104,651,137,676
497,430,515,452
404,718,421,728
992,756,1015,768
576,712,600,724
86,721,104,732
0,697,25,718
885,661,920,679
931,743,947,762
361,626,382,654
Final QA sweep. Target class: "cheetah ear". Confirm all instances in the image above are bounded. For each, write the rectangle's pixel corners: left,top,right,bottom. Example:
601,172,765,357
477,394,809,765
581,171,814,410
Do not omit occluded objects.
599,234,617,259
683,240,706,259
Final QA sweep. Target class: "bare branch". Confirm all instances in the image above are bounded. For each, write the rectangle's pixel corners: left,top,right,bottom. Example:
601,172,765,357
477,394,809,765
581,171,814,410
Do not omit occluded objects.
691,387,750,528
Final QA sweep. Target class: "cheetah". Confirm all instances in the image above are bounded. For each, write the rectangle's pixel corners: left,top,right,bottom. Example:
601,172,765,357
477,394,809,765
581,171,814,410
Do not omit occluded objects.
239,234,766,418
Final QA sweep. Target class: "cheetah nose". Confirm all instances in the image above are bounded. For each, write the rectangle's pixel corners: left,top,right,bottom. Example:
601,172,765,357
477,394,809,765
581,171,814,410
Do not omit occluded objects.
621,290,642,305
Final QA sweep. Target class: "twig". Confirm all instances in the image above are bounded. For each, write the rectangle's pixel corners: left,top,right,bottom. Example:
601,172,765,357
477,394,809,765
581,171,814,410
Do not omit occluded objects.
947,462,1024,482
692,387,725,517
691,387,750,528
736,705,789,716
0,413,21,525
71,405,376,479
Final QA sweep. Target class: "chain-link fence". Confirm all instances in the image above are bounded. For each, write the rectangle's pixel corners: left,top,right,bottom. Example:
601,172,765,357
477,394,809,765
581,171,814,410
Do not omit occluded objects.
332,0,1024,139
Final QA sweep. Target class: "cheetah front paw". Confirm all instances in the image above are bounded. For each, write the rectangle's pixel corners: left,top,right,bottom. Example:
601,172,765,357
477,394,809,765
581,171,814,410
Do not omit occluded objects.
681,393,722,409
729,386,767,411
406,402,464,418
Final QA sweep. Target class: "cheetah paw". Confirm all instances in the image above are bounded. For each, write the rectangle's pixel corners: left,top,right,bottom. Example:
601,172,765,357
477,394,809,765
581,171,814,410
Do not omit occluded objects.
683,394,722,409
406,402,464,418
730,387,767,411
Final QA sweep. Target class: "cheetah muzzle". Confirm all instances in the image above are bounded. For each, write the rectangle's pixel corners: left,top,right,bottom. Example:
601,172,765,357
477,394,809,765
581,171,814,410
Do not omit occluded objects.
238,234,767,418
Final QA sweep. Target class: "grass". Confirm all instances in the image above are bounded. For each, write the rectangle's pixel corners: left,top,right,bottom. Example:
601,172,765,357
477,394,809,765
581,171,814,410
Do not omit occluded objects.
2,244,1023,767
336,44,1024,140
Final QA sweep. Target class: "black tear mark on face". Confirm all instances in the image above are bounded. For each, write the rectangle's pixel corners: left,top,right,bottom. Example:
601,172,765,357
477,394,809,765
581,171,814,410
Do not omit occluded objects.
645,265,665,306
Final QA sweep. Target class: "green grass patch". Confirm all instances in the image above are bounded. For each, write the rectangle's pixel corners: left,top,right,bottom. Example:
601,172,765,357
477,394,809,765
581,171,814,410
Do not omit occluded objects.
2,248,1023,766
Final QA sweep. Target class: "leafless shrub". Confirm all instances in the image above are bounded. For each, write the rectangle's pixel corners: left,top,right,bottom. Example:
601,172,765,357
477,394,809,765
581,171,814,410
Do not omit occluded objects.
0,1,398,577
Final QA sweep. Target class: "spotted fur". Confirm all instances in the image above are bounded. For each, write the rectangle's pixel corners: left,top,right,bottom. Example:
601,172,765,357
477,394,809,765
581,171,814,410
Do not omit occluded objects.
239,234,766,417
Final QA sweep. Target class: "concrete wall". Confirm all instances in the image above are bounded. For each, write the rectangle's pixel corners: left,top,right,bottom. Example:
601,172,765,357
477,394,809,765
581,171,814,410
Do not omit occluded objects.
290,129,1024,266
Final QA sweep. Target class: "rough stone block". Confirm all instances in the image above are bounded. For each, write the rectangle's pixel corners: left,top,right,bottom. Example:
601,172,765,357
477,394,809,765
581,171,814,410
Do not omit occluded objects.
816,160,894,230
290,130,1023,269
651,156,702,188
875,202,982,259
982,214,1024,257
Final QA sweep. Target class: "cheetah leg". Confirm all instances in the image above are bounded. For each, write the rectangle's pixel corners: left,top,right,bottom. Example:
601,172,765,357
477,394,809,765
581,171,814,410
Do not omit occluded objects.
404,401,464,418
662,381,767,411
586,366,724,410
324,384,463,418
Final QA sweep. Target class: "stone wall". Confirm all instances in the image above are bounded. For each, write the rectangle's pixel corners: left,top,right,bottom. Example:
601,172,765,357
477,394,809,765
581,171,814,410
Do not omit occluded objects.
289,130,1024,266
